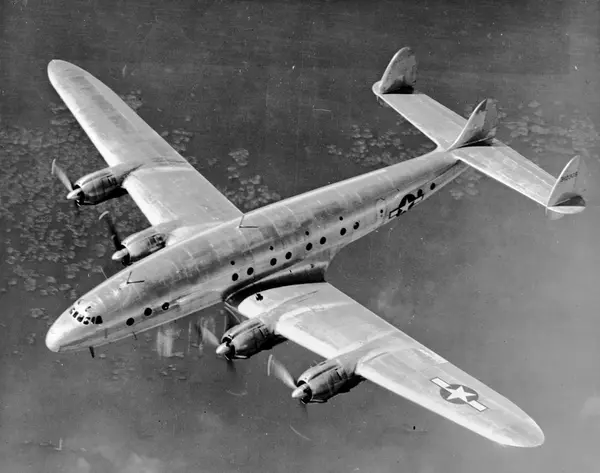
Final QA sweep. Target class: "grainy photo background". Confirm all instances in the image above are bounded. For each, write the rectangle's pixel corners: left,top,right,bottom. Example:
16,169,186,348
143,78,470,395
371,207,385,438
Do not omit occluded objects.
1,0,599,472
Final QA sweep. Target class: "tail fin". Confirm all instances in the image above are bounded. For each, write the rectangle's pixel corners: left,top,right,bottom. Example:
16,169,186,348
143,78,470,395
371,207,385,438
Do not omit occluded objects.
545,156,586,220
448,99,498,150
375,47,417,94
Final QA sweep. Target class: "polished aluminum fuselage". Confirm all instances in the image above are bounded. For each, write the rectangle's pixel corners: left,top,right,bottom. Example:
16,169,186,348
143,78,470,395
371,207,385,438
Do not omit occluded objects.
52,151,467,352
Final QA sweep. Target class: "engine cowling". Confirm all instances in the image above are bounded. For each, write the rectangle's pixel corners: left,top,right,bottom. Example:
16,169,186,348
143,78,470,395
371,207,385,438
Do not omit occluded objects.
112,228,167,265
217,318,285,359
70,164,136,206
292,360,363,404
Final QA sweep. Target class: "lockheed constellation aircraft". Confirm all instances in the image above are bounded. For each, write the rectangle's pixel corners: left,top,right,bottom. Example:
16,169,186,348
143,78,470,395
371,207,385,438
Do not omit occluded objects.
45,47,586,448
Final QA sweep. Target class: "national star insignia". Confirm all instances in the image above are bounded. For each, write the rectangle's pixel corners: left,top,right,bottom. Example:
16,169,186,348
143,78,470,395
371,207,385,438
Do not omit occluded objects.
399,199,413,213
445,385,476,402
431,377,488,412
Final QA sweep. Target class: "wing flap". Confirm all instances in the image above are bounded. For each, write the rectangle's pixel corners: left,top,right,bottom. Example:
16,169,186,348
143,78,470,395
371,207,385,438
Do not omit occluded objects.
48,59,243,227
236,282,544,447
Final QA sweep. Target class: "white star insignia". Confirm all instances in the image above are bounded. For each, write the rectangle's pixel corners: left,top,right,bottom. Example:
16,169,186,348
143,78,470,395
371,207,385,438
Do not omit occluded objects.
430,377,488,412
445,385,476,403
400,200,412,213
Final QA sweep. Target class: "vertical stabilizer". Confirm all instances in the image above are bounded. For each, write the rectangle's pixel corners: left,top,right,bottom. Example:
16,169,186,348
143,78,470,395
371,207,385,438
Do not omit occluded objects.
545,155,586,219
375,47,417,94
448,99,498,150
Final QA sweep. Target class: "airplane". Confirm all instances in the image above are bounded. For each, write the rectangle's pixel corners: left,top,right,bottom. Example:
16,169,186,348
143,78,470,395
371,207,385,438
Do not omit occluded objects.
44,47,587,449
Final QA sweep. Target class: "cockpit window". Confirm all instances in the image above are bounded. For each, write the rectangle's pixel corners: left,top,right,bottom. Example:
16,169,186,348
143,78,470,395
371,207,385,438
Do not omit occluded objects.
149,234,165,246
70,302,102,325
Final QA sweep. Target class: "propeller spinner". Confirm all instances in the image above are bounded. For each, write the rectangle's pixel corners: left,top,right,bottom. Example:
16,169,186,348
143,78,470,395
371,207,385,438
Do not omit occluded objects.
52,159,83,205
195,318,237,373
267,354,312,404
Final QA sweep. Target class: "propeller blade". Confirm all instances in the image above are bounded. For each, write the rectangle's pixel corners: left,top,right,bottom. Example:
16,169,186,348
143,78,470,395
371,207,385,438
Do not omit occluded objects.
51,159,74,192
267,354,297,390
297,400,309,419
197,320,220,348
99,211,123,251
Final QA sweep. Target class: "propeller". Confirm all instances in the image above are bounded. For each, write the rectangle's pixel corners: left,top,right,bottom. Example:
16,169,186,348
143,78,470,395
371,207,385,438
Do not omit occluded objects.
267,354,312,405
52,159,83,206
195,318,236,373
99,211,129,265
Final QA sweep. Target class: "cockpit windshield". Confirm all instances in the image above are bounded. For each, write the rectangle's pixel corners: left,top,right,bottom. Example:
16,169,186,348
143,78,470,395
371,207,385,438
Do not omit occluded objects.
70,302,102,325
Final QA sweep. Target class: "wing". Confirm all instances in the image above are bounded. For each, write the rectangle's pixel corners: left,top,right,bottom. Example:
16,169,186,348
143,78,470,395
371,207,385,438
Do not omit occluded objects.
236,282,544,448
47,60,243,227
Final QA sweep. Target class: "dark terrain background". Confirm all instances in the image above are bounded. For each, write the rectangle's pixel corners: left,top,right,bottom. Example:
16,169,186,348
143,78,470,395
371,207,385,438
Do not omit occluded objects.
1,0,599,472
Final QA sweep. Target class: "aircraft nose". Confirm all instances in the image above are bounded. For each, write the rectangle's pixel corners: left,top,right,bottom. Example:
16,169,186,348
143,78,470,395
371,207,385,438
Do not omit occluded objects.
45,324,62,352
45,313,75,352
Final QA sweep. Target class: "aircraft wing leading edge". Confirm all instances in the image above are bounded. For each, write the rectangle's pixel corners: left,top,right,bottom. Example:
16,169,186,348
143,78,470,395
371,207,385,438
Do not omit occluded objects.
47,60,243,227
373,47,586,219
236,283,545,448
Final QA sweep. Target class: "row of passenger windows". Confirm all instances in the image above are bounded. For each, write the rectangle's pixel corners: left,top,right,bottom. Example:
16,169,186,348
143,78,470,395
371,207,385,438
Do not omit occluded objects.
116,220,364,328
126,301,171,327
230,220,361,282
80,219,365,329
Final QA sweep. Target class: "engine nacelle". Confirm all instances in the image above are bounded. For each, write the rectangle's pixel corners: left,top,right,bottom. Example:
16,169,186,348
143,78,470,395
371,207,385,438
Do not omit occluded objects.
218,318,285,359
71,163,137,205
293,360,363,404
112,228,167,265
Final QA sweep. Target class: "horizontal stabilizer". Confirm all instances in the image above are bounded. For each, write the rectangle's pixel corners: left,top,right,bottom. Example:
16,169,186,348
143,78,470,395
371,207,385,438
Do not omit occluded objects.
448,99,498,150
373,47,588,218
452,145,587,217
373,47,473,149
